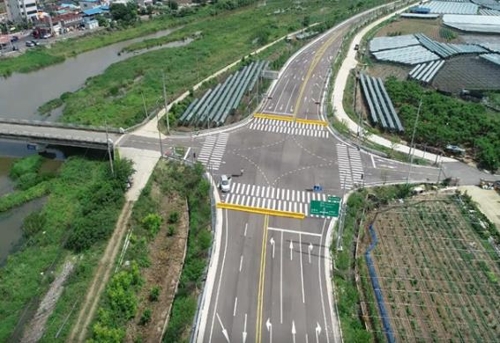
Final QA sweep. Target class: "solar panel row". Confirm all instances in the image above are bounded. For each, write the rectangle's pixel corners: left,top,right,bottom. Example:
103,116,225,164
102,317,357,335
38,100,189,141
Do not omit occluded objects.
415,33,486,58
359,73,404,132
372,45,440,64
425,1,478,14
178,61,266,127
409,60,445,83
480,53,500,66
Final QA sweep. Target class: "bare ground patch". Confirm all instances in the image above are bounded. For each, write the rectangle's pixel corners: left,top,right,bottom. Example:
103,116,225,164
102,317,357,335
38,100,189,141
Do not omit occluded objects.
125,182,189,343
375,18,463,43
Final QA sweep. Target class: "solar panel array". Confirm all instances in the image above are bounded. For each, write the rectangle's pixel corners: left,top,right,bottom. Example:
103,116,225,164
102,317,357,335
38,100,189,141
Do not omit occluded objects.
479,8,500,15
415,33,487,58
480,42,500,53
372,45,440,64
408,60,445,83
480,53,500,66
179,61,268,127
472,0,500,11
425,1,478,14
369,35,420,52
359,73,404,132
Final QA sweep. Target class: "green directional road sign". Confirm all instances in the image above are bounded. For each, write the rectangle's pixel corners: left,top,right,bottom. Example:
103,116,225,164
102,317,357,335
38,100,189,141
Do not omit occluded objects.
327,196,341,203
310,200,340,217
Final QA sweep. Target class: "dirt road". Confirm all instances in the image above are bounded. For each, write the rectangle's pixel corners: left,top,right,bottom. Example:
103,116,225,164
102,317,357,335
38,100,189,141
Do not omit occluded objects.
67,201,134,342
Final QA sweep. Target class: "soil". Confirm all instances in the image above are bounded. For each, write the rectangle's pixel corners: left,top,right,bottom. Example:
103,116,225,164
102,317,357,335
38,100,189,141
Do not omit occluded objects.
125,183,189,343
68,201,134,342
459,186,500,232
366,63,410,81
360,195,500,342
375,18,463,43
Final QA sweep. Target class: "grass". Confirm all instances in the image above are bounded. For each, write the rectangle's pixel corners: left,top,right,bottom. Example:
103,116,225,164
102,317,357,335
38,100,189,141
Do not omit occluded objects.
0,157,131,342
38,98,64,115
51,0,388,127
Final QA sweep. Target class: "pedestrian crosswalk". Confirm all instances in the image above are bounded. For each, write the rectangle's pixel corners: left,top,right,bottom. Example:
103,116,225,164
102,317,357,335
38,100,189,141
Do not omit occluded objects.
224,182,337,218
197,133,229,171
336,144,364,190
248,118,329,138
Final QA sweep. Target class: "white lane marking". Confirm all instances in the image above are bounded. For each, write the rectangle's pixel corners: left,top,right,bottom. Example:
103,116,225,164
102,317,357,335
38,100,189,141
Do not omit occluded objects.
268,227,322,237
239,255,244,272
244,222,248,237
280,231,284,324
183,147,191,161
371,154,376,169
233,297,238,317
318,220,331,343
299,233,305,304
208,211,230,343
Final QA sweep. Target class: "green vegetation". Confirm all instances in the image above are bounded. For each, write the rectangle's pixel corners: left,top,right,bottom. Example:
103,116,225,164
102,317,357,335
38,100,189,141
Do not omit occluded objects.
385,77,500,171
333,185,414,342
162,162,211,342
51,0,388,127
439,27,457,41
38,98,64,115
0,157,133,342
88,160,211,342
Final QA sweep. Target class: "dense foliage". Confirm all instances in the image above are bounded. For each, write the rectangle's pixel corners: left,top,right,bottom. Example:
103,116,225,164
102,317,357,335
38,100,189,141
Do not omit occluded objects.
0,157,132,342
385,77,500,171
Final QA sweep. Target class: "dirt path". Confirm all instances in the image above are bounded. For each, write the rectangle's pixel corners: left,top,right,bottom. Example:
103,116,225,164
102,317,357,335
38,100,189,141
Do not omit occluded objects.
67,201,134,342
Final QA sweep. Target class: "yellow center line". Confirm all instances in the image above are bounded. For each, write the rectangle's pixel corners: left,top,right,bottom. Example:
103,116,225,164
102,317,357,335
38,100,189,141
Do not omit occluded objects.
255,214,269,343
293,31,343,119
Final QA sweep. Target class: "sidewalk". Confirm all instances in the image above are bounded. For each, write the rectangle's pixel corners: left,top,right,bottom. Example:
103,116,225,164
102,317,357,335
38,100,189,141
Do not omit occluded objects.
331,6,456,164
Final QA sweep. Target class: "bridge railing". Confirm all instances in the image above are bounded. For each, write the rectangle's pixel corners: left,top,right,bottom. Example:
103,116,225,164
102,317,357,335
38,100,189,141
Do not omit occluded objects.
0,118,124,134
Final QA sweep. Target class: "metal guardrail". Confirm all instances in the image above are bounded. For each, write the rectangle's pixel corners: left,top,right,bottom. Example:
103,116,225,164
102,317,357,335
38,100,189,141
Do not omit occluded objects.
0,117,123,134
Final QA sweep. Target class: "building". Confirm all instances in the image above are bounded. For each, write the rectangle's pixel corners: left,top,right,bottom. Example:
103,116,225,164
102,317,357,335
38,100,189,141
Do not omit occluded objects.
79,0,102,11
5,0,38,22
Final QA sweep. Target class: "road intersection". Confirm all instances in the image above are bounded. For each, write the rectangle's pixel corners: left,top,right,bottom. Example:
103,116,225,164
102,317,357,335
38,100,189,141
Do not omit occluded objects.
117,3,493,343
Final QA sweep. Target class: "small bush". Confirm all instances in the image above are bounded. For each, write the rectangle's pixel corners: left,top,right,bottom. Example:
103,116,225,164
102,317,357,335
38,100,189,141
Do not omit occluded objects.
9,155,43,180
142,213,162,236
167,225,176,237
139,308,152,326
149,286,160,302
168,211,180,224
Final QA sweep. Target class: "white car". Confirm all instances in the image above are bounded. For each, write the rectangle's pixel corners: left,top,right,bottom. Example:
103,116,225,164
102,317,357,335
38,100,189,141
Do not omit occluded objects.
219,174,231,193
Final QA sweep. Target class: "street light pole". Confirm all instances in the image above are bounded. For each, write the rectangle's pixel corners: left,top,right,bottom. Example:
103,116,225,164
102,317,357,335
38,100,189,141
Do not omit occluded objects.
156,110,164,157
406,99,422,183
162,70,170,134
104,113,114,176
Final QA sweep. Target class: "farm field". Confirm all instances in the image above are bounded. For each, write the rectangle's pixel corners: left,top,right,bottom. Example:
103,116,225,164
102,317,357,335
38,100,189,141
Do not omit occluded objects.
365,194,500,342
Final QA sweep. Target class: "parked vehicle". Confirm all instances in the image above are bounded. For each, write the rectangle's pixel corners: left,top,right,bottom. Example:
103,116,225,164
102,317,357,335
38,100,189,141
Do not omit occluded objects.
219,174,231,193
25,41,35,47
10,35,19,42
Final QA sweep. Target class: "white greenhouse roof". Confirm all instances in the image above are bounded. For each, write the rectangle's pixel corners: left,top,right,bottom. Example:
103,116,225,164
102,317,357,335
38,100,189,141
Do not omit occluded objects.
372,45,441,65
443,14,500,33
425,1,478,14
479,8,500,15
369,34,420,52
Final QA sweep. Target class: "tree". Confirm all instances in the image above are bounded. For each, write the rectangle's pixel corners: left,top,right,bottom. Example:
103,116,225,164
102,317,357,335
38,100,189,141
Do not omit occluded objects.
302,16,310,27
110,2,138,25
168,0,178,10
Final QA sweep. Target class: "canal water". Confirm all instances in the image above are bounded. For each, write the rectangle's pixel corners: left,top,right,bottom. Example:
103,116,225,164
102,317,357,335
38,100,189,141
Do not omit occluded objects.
0,28,190,121
0,141,64,265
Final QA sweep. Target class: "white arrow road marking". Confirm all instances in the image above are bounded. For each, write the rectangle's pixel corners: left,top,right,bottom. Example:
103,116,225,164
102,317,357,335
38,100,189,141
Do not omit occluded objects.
289,240,294,261
315,322,322,343
266,318,272,343
216,313,230,343
270,237,275,259
242,313,247,343
292,320,296,343
308,243,313,264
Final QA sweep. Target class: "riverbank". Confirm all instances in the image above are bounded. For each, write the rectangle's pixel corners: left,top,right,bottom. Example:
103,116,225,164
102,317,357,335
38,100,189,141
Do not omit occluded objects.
0,156,133,342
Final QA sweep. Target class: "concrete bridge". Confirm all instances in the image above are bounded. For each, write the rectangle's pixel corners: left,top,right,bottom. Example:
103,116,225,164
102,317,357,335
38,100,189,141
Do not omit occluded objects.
0,119,123,150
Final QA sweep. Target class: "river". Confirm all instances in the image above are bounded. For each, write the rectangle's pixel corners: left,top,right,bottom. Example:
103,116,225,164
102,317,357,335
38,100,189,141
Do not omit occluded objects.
0,28,190,121
0,150,62,265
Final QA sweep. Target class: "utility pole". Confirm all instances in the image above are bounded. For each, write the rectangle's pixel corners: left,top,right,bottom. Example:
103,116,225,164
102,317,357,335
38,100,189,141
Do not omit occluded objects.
104,113,114,176
162,70,170,134
156,110,164,157
406,99,422,183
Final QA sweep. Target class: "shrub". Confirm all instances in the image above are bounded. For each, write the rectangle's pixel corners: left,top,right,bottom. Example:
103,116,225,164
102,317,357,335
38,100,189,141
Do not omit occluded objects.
9,155,43,180
168,211,179,224
139,308,152,325
149,286,160,302
142,213,162,236
167,225,176,237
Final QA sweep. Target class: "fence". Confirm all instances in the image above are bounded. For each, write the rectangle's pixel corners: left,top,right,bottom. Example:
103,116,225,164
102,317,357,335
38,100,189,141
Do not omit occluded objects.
365,224,396,343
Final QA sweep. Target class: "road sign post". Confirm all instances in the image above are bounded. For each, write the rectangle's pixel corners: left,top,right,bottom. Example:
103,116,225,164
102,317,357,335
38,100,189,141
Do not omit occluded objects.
310,199,341,217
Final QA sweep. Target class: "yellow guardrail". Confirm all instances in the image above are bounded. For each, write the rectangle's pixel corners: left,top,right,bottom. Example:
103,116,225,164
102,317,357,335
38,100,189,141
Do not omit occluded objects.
254,113,328,126
216,202,305,219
